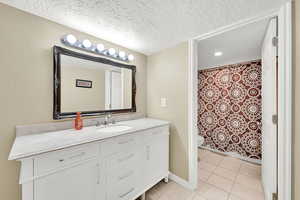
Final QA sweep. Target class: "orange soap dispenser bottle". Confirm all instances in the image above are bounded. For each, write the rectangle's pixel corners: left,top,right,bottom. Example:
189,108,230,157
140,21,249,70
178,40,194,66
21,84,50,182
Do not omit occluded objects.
74,112,83,130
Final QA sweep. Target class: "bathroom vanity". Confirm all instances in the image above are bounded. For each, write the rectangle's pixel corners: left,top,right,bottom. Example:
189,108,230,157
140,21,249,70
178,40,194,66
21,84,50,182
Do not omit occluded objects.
9,118,169,200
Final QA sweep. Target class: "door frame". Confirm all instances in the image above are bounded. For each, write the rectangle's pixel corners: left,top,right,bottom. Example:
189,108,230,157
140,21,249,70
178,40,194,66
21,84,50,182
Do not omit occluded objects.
187,2,292,200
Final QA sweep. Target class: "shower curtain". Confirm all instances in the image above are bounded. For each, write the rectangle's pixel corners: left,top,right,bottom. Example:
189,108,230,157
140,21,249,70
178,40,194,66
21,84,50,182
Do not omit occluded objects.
198,60,262,160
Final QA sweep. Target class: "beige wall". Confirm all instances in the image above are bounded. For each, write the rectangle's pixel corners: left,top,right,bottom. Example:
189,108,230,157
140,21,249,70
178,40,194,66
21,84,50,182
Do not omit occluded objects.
61,66,106,112
293,0,300,199
0,3,147,200
147,42,189,180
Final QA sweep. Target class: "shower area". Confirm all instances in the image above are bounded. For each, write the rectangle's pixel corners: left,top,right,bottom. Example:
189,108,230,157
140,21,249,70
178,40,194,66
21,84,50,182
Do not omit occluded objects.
198,60,262,161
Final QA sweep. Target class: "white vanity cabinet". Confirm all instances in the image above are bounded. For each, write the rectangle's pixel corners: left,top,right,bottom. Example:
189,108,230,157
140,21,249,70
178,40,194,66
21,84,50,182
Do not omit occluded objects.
13,120,169,200
143,126,169,188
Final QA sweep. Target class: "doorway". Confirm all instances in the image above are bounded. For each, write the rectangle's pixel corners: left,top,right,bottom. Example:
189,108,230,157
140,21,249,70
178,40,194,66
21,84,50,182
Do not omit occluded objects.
187,2,292,200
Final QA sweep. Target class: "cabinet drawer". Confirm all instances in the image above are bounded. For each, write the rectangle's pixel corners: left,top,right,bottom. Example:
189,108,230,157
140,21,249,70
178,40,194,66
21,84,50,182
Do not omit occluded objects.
101,134,137,156
109,183,137,200
108,165,137,187
107,170,138,200
108,150,138,172
143,126,169,137
34,143,98,176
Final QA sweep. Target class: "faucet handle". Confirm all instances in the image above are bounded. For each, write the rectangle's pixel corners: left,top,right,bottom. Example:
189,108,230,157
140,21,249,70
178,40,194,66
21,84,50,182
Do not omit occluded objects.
93,120,101,127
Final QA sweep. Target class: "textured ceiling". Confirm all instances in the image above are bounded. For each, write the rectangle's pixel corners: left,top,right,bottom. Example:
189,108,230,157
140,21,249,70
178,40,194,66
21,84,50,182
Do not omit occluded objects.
0,0,287,55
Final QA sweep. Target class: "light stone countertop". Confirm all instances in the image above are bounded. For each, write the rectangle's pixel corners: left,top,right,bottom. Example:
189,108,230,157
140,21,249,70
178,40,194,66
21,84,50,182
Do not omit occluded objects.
9,118,169,160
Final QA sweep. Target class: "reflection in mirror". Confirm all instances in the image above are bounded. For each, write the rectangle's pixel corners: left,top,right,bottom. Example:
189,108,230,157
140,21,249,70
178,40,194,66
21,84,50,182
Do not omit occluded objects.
60,55,132,113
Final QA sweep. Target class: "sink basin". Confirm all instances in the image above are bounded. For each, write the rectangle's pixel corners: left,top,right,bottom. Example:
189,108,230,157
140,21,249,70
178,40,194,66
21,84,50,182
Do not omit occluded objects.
96,125,132,133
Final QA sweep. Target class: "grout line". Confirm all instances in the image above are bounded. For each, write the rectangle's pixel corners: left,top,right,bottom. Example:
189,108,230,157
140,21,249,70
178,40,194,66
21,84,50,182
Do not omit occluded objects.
201,150,260,200
199,150,264,200
212,168,239,183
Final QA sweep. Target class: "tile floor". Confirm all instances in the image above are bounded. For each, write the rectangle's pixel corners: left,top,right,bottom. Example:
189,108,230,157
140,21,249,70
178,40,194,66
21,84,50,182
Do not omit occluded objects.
145,148,264,200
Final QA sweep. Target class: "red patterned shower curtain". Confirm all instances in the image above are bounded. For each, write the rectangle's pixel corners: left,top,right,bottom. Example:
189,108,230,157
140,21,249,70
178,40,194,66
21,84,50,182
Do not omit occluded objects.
198,60,262,160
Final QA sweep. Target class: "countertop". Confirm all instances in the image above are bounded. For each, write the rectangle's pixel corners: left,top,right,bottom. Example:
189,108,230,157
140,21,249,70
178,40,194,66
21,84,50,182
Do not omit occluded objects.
8,118,169,160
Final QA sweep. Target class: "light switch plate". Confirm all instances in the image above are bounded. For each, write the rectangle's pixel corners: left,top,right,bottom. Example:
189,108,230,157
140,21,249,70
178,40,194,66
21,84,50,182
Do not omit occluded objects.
160,98,167,107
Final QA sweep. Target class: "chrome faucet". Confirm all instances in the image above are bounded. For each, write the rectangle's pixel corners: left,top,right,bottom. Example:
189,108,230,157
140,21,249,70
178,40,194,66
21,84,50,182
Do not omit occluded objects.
104,113,112,126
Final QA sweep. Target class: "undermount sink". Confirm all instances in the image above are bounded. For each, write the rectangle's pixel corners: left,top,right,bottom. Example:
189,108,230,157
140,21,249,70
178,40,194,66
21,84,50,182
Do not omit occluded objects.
96,125,132,133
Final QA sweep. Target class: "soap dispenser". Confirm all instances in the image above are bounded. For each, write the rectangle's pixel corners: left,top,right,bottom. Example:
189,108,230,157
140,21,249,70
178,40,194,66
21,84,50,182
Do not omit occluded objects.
74,112,83,130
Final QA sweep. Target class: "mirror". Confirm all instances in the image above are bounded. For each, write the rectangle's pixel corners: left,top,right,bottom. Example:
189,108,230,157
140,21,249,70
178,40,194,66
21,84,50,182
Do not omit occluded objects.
53,46,136,119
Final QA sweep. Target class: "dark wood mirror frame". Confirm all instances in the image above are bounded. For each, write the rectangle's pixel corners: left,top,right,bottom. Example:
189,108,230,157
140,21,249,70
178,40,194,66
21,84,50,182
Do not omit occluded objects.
53,46,136,120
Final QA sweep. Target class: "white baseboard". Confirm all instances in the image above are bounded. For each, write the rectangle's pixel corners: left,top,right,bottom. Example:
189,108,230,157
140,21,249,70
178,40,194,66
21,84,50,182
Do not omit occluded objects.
168,173,195,190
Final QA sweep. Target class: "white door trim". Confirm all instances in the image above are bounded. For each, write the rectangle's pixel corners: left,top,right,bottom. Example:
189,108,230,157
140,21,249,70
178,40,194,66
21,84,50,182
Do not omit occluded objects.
261,17,278,200
277,2,292,200
187,3,292,199
187,38,198,190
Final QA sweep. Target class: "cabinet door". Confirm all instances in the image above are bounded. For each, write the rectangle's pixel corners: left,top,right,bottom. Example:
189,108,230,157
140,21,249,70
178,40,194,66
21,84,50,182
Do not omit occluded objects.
144,131,169,186
34,159,104,200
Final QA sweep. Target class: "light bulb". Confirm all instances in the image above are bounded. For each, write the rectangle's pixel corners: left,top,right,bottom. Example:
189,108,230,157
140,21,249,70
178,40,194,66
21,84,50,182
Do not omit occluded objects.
214,51,223,56
119,51,126,58
128,54,134,61
96,44,105,52
66,34,77,44
82,39,92,48
108,48,116,56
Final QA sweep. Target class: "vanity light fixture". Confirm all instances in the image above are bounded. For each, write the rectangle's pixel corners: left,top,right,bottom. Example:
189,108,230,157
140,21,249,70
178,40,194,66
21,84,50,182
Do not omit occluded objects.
64,34,77,45
214,51,223,57
60,34,134,62
96,44,105,52
128,54,134,61
108,48,116,56
119,51,126,59
82,39,92,48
